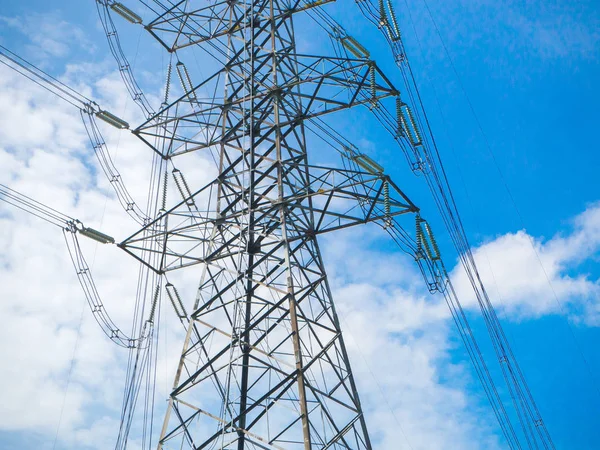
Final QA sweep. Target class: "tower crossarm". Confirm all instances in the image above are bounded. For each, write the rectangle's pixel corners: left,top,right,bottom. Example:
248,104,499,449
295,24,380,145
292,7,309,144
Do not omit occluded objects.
136,0,336,52
134,55,397,158
118,164,418,273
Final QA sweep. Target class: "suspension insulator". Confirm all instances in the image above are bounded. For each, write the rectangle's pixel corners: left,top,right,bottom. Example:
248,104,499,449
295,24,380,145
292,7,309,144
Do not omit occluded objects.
161,170,168,210
416,216,423,257
96,110,129,129
164,62,172,105
369,63,377,102
422,230,435,261
383,179,391,228
398,102,422,146
396,97,404,138
148,283,160,324
341,36,370,59
165,283,187,319
386,0,401,41
423,221,441,260
110,2,143,24
378,0,387,27
79,226,115,244
172,168,195,206
416,217,440,261
176,61,196,101
406,104,423,145
354,153,384,174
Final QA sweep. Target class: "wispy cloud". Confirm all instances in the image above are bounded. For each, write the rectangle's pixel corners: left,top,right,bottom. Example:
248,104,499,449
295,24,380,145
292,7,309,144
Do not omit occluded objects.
451,202,600,322
506,6,600,60
0,12,94,60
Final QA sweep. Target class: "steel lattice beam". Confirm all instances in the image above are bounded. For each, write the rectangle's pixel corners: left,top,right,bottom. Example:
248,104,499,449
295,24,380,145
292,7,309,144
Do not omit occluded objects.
118,1,420,448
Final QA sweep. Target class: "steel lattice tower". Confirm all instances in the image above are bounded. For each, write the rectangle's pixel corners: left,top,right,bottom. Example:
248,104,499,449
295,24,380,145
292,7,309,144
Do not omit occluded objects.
117,0,417,448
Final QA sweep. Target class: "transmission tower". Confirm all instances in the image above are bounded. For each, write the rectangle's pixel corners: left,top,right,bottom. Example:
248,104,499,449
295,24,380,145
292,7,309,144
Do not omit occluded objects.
115,0,419,448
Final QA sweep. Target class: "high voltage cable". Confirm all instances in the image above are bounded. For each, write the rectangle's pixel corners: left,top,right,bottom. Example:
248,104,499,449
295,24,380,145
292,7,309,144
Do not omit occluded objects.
1,43,160,409
418,0,600,405
96,0,155,117
0,184,74,227
0,182,156,350
0,42,152,226
0,44,91,107
349,0,555,447
293,0,555,447
298,7,523,447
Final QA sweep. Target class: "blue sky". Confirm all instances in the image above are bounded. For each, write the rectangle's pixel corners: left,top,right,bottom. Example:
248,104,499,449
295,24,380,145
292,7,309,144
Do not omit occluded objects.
0,1,599,449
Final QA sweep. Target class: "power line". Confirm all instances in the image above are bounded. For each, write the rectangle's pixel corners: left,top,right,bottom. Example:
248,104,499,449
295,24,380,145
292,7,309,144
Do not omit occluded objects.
418,0,600,404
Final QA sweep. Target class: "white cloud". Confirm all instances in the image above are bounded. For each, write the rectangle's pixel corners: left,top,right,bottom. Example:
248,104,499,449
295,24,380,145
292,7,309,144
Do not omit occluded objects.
323,228,502,450
0,12,94,60
450,203,600,322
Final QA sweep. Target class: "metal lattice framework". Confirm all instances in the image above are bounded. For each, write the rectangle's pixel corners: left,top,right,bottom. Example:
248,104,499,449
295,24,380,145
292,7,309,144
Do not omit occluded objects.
119,1,416,448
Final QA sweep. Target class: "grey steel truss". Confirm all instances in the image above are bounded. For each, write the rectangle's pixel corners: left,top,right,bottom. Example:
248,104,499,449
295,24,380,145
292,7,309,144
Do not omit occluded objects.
119,1,419,449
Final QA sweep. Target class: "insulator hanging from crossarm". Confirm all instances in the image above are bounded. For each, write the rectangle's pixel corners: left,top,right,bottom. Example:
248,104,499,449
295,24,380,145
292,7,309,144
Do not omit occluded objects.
373,0,400,41
378,0,387,27
397,101,422,146
369,63,377,101
424,221,441,259
163,62,172,105
412,216,446,292
415,214,423,249
417,217,434,260
147,283,160,324
161,169,168,210
165,283,187,318
353,153,384,174
172,168,196,206
386,0,401,41
395,96,404,138
383,178,392,228
395,100,428,173
96,110,129,129
415,216,440,261
175,61,196,101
